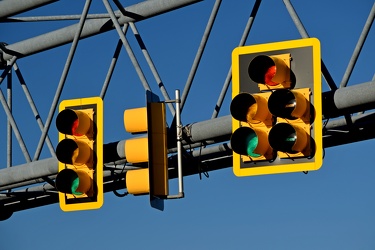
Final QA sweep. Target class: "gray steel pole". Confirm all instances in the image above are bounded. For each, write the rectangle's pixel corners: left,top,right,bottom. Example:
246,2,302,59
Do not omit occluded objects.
180,0,221,112
339,2,375,88
175,90,184,196
13,63,56,156
283,0,337,91
33,0,92,162
0,0,57,19
1,111,375,198
6,61,12,169
1,81,375,190
0,0,202,61
5,106,375,212
129,22,176,116
322,80,375,119
0,158,57,188
100,24,128,99
212,0,262,119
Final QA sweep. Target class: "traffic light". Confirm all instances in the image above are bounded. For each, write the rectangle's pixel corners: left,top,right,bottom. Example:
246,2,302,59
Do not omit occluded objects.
55,97,103,211
231,38,323,177
124,91,168,211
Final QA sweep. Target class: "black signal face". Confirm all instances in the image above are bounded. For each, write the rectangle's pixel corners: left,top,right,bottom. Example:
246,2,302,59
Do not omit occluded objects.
268,89,297,119
56,109,79,135
248,55,277,86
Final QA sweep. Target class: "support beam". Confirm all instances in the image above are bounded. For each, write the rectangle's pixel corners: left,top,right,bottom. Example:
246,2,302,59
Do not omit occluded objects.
0,0,58,19
0,145,234,214
0,0,202,61
0,158,57,188
0,81,375,194
1,111,375,212
322,80,375,119
323,112,375,148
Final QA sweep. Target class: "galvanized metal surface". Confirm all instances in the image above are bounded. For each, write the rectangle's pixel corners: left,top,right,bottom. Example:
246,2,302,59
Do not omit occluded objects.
0,0,374,217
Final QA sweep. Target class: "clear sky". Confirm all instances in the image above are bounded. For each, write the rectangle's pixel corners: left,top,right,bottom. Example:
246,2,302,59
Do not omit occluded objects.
1,0,375,249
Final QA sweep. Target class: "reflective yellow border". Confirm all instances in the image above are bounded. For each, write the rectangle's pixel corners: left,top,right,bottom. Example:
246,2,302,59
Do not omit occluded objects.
58,96,104,211
232,38,323,177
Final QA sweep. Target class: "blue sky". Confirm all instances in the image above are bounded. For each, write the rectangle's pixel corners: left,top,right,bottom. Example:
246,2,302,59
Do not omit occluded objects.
1,0,375,249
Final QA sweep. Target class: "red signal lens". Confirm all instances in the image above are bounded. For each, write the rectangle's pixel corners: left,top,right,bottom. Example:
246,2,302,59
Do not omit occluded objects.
248,55,290,87
72,119,80,136
264,65,277,86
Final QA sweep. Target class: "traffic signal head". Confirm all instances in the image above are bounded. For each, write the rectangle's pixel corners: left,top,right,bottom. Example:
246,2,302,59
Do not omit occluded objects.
123,91,168,211
231,38,322,177
55,97,103,211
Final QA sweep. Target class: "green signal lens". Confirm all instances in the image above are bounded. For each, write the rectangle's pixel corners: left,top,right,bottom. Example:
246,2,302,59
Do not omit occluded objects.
56,169,79,194
231,127,264,158
55,169,86,195
283,133,297,152
71,177,83,195
244,132,261,157
285,135,297,142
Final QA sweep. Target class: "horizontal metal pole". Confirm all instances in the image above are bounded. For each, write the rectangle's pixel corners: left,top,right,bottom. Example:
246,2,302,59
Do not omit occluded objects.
322,80,375,119
0,0,57,19
184,115,232,143
2,111,375,212
103,115,232,162
323,111,375,148
324,111,375,130
0,145,234,213
4,14,121,22
1,0,202,61
0,115,232,190
1,112,373,192
1,81,375,190
0,158,56,188
0,176,56,191
0,168,126,201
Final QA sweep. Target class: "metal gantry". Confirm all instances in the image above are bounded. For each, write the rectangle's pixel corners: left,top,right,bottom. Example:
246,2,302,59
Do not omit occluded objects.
0,0,374,220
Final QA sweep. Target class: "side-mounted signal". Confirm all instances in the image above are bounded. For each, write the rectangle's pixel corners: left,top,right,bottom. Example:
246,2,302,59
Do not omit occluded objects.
123,92,169,211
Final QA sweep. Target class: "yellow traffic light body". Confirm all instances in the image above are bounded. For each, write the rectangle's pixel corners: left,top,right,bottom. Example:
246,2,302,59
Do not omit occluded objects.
124,96,168,210
124,106,150,195
124,107,149,163
269,88,311,159
147,102,169,197
124,107,148,133
55,97,103,211
231,38,323,177
126,168,150,195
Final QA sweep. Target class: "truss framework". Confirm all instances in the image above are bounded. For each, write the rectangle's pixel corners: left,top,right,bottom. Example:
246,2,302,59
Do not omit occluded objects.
0,0,374,220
